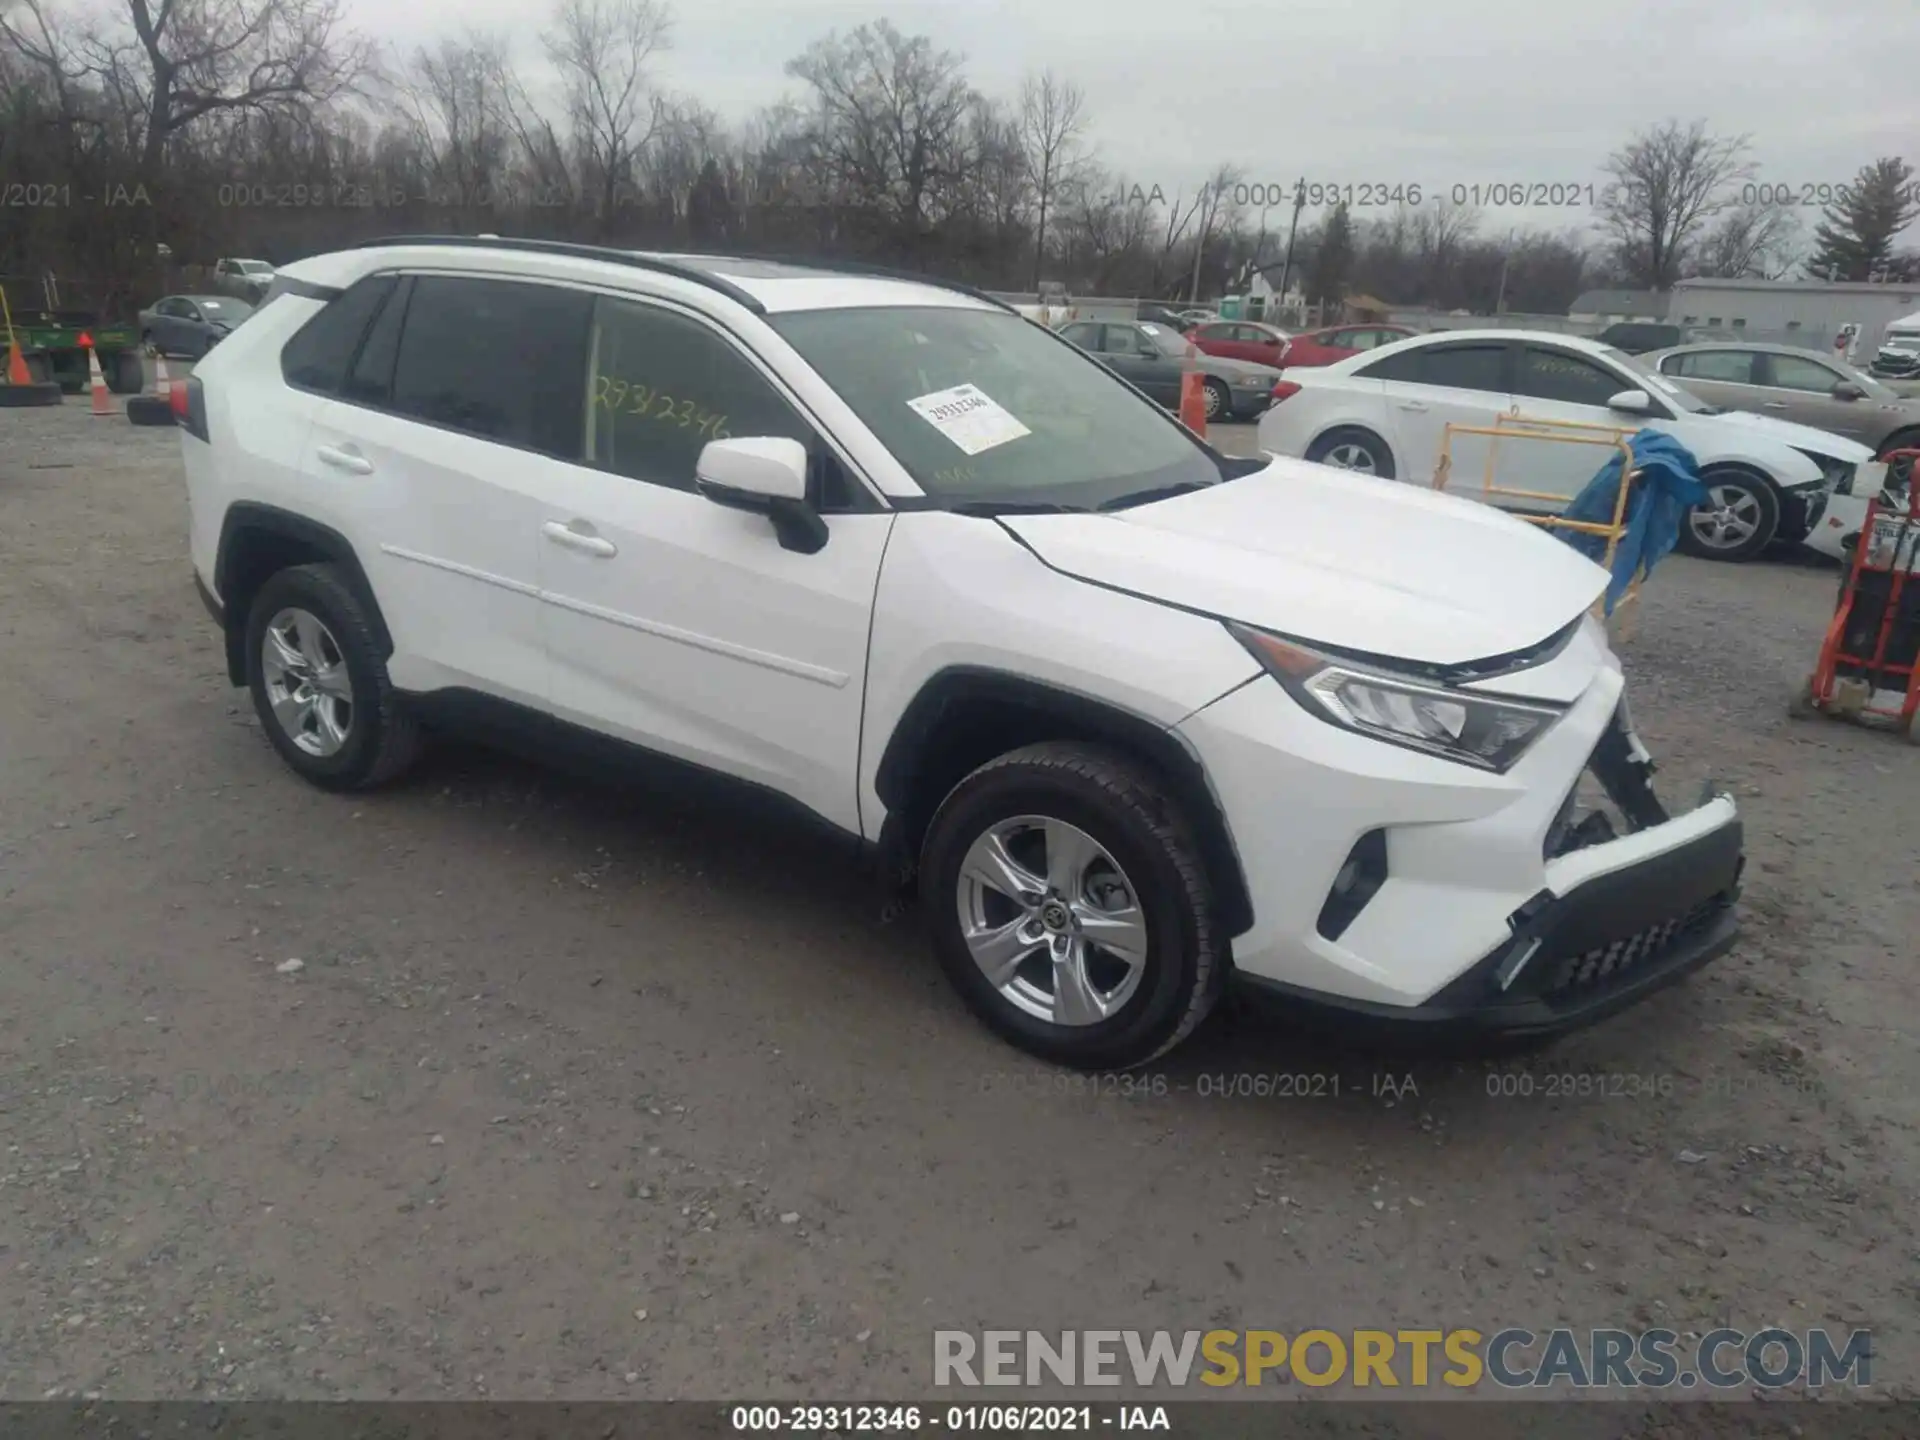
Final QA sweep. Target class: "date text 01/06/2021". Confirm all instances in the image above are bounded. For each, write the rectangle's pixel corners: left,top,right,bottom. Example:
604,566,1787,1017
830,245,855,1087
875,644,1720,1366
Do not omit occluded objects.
729,1404,1172,1432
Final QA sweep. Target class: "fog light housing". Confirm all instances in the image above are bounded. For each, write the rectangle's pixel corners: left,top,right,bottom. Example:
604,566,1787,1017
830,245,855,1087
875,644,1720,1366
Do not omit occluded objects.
1316,830,1388,941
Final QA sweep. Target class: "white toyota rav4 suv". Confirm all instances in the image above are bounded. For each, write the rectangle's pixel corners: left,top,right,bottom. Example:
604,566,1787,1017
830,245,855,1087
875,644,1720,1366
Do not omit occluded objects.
179,237,1746,1070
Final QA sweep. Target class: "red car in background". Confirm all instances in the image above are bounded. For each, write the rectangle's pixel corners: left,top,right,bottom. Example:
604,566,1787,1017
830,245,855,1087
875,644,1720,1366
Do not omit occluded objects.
1277,323,1419,368
1189,320,1289,367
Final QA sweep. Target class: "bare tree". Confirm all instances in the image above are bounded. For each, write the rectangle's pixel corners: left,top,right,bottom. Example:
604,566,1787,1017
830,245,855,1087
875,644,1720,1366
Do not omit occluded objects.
1409,198,1479,303
1597,118,1752,289
1184,162,1241,301
1,0,373,176
1693,202,1800,280
545,0,671,232
786,20,976,263
400,32,515,209
1016,69,1085,289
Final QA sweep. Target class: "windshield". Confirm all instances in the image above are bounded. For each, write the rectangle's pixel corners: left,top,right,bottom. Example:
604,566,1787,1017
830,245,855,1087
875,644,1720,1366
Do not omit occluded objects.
239,261,274,275
198,299,252,318
770,306,1230,508
1599,346,1712,414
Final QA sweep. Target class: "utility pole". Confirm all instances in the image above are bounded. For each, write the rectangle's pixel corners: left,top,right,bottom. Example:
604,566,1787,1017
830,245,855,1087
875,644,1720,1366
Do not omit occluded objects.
1494,228,1516,314
1275,181,1307,320
1188,182,1212,303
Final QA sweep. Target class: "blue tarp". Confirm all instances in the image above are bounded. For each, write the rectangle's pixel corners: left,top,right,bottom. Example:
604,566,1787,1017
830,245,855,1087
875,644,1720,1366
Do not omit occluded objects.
1557,429,1710,614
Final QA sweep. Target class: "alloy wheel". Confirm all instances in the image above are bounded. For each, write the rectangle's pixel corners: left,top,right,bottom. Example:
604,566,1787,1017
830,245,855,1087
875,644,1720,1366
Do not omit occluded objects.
260,607,355,757
1325,441,1377,473
1689,484,1764,551
954,815,1150,1027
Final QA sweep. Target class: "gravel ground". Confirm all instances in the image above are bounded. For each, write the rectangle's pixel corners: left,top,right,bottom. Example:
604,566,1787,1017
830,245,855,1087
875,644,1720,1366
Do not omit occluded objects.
0,403,1916,1415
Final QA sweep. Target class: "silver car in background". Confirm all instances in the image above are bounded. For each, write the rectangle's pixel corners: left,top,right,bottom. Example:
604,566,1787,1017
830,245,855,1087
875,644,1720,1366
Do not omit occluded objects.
1646,342,1920,463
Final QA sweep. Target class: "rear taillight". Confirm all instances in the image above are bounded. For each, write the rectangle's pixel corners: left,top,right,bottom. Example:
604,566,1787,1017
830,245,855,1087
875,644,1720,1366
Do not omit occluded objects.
1271,380,1302,402
175,374,209,441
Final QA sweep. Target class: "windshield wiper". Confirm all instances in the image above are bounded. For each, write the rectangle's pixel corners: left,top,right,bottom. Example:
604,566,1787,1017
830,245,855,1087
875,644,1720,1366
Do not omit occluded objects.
1096,480,1216,511
947,499,1092,517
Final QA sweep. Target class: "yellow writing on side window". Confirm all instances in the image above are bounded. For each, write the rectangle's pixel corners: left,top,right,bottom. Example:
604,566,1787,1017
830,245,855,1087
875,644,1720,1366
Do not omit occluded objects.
591,374,730,439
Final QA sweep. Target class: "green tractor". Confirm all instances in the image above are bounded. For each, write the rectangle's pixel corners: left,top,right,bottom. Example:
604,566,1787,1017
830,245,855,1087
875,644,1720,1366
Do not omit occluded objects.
1,275,144,395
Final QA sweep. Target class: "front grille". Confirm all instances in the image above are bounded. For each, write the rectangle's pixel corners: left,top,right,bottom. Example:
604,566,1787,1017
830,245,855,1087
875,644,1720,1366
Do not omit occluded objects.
1540,894,1727,997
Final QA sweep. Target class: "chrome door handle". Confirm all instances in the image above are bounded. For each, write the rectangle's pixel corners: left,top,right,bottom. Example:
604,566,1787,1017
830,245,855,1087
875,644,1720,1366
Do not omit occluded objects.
542,520,617,557
1397,401,1429,413
1762,402,1788,410
315,444,374,475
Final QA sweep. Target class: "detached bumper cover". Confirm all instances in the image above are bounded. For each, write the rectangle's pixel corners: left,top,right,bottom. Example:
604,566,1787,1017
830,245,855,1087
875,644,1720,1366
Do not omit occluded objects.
1237,804,1744,1038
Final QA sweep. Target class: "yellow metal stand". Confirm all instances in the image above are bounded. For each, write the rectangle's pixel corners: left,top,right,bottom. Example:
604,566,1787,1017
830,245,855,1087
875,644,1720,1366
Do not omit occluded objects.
1432,411,1644,644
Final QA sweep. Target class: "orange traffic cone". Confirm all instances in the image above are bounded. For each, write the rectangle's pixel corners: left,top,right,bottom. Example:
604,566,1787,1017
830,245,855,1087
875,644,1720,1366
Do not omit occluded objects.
84,338,114,417
1178,338,1207,438
5,339,31,386
149,351,171,402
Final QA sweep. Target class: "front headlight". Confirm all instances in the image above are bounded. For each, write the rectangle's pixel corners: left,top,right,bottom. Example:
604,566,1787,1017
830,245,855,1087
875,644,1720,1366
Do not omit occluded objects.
1229,624,1568,773
1792,448,1854,493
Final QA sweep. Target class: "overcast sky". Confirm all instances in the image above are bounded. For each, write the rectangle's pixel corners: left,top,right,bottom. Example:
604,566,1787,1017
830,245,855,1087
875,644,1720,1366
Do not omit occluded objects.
354,0,1920,239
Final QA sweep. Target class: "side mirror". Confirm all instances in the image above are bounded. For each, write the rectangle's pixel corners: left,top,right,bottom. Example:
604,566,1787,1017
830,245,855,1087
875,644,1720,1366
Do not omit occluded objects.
1832,381,1866,401
695,436,827,554
1606,388,1654,415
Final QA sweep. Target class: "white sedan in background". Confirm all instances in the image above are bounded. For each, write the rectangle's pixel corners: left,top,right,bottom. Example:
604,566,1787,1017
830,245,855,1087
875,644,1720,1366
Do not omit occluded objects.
1258,329,1878,562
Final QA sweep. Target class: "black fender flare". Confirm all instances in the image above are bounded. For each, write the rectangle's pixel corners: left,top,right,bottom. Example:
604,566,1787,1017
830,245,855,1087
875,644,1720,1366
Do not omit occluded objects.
872,666,1254,937
212,503,391,685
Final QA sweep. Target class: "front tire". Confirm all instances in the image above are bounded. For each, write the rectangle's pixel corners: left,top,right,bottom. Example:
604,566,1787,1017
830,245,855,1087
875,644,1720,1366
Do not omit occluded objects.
244,564,423,791
1201,377,1230,421
1677,470,1779,562
919,743,1223,1070
1305,426,1396,479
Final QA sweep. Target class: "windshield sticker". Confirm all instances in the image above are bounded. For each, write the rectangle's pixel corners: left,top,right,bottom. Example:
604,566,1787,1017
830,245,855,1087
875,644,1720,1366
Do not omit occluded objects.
906,383,1032,456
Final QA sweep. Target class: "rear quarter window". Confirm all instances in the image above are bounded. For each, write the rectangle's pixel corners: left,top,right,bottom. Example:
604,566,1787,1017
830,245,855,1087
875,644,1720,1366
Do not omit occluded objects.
280,276,398,395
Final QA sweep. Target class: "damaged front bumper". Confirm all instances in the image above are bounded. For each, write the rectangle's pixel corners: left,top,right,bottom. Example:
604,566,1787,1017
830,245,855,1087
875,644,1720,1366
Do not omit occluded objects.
1235,703,1745,1041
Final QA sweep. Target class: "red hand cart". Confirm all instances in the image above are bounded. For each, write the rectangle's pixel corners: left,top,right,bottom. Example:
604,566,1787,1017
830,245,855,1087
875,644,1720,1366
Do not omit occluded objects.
1793,448,1920,742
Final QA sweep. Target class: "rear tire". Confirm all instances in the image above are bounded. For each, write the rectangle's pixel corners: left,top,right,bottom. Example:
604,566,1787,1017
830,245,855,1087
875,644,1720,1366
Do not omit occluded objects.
244,564,423,792
919,742,1224,1070
1305,426,1396,479
1677,470,1779,562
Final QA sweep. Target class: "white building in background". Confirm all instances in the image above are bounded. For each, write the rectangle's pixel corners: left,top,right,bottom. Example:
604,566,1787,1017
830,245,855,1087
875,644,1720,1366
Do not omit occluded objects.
1665,278,1920,356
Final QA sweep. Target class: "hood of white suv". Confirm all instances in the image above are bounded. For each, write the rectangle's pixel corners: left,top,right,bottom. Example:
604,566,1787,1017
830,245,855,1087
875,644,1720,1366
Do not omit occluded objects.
1001,457,1608,667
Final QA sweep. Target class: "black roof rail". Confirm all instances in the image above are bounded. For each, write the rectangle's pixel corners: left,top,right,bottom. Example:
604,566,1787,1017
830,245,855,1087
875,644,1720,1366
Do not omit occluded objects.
734,253,1016,313
344,234,767,315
